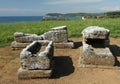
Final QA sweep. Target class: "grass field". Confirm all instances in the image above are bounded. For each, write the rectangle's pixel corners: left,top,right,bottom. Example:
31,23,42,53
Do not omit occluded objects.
0,18,120,47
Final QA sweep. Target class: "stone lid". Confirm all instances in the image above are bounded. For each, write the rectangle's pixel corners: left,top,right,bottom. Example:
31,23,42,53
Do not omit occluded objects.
82,26,110,39
51,26,67,31
14,32,24,37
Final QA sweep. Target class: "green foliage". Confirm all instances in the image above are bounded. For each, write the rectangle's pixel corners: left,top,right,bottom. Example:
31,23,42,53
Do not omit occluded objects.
0,18,120,47
46,13,62,16
46,11,120,18
105,11,120,18
46,12,104,17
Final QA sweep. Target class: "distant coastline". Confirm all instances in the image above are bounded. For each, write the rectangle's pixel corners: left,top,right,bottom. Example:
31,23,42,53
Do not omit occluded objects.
0,11,119,23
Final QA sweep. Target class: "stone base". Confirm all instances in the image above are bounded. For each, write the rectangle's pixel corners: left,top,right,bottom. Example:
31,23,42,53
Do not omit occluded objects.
11,41,74,49
54,42,74,48
78,46,115,67
18,68,52,79
11,40,50,50
11,41,30,50
78,64,120,70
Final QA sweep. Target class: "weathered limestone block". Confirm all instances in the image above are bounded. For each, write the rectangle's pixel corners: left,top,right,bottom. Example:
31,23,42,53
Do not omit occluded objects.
82,42,115,66
43,26,68,43
11,41,30,50
82,26,110,47
54,42,74,48
20,41,53,70
79,26,115,67
11,40,74,49
11,40,50,49
52,30,68,43
18,41,54,78
82,26,110,39
43,31,53,41
18,68,52,79
51,26,68,43
14,32,43,43
51,26,67,31
14,32,24,37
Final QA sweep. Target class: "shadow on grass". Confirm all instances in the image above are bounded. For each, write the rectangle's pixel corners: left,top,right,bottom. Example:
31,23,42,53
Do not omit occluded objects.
51,56,74,79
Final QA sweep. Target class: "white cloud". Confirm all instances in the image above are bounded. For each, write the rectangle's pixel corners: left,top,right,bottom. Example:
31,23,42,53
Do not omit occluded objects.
44,0,103,4
100,6,120,12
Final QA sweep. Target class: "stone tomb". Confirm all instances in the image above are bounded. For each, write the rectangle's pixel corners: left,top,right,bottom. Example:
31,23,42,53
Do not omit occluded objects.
43,26,68,43
43,26,74,48
18,41,54,79
79,26,115,67
11,26,74,49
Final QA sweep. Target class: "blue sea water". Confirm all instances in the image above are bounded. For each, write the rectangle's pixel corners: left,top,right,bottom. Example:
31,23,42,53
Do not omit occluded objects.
0,16,82,24
0,16,43,24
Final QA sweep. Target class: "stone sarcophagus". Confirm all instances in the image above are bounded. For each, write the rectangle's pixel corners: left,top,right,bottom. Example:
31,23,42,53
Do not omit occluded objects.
43,26,68,43
42,26,74,48
18,41,54,79
79,26,115,67
11,26,74,49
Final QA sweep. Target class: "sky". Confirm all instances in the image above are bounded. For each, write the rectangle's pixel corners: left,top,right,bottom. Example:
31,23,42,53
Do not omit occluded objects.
0,0,120,16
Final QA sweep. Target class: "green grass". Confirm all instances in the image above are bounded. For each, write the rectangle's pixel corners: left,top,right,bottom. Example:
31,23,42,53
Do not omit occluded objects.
0,18,120,47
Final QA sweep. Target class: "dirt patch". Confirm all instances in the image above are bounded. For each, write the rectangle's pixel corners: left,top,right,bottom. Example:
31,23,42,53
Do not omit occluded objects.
0,38,120,84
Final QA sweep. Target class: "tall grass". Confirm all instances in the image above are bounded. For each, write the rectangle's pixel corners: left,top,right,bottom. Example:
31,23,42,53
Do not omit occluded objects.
0,18,120,47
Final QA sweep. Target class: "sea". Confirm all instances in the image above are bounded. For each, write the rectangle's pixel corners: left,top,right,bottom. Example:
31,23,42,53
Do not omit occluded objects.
0,16,43,24
0,16,82,24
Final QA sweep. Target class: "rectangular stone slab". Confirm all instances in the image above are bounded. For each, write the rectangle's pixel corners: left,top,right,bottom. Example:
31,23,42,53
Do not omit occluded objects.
18,67,52,79
79,44,115,66
11,41,74,49
11,40,50,50
82,26,110,39
54,42,74,48
14,32,43,43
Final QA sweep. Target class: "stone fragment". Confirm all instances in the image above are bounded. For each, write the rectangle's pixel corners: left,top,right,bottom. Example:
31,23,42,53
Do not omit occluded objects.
51,26,67,31
82,26,109,39
14,32,43,43
14,32,24,37
11,41,30,49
